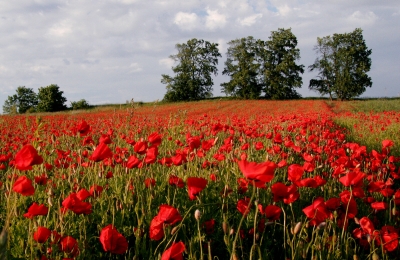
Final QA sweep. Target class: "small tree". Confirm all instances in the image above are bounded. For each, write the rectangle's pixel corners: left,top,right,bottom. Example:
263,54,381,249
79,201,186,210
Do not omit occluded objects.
36,84,67,112
161,38,221,102
261,28,304,99
2,86,38,114
308,28,372,100
71,99,90,110
220,36,263,99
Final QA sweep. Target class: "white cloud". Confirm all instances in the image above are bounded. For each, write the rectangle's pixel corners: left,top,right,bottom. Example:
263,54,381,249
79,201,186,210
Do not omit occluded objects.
174,12,199,31
277,4,291,17
205,8,226,30
238,13,263,26
159,58,175,69
47,20,73,37
348,10,378,25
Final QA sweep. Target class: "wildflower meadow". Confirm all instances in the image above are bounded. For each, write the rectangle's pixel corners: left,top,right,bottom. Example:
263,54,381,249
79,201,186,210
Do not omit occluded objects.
0,99,399,260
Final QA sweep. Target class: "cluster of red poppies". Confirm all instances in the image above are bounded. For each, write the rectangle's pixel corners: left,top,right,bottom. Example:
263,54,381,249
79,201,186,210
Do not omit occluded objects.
1,100,399,259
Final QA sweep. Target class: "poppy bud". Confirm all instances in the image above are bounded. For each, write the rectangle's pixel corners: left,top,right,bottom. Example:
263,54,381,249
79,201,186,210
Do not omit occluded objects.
293,222,302,235
48,197,53,207
353,254,360,260
392,207,397,216
317,222,326,230
170,226,179,235
230,228,235,235
372,252,379,260
194,209,201,221
222,222,229,234
354,217,360,225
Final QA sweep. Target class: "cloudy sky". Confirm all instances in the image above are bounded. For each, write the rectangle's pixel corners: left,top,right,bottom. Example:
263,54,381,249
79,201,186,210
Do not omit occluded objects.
1,0,399,113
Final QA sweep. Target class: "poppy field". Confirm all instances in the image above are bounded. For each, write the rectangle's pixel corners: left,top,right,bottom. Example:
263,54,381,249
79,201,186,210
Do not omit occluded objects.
0,99,399,260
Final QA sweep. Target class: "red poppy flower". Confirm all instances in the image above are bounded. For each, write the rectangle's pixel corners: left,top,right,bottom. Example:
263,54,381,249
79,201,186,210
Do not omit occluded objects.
99,224,128,254
33,227,51,243
89,143,112,162
149,215,164,241
126,155,141,168
302,197,330,226
168,175,185,188
158,204,183,225
148,132,162,146
380,225,399,252
187,136,201,150
76,188,91,201
14,144,43,170
187,177,208,200
238,160,277,183
134,140,148,155
76,120,90,135
288,164,304,183
144,146,158,164
271,182,299,204
237,197,251,216
99,134,112,144
339,170,366,187
161,241,185,260
89,184,103,197
60,236,79,257
62,193,92,215
23,202,48,218
34,174,48,185
258,205,282,221
145,178,156,188
202,219,215,234
13,176,35,196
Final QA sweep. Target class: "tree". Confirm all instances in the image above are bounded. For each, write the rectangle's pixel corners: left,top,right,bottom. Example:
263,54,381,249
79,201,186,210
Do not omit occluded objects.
36,84,67,112
2,86,38,114
308,28,372,100
71,99,90,110
220,36,263,99
161,38,221,102
260,28,304,99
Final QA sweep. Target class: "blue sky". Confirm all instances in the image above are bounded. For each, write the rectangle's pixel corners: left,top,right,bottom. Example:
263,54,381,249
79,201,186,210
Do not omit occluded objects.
1,0,399,113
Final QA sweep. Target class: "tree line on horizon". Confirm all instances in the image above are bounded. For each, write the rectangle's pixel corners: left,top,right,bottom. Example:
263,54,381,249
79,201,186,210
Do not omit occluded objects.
2,84,90,114
2,28,372,114
161,28,372,102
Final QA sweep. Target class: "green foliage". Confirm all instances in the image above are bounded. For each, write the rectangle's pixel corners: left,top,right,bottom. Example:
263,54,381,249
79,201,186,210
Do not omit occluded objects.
2,86,38,114
36,84,67,112
221,36,263,99
71,99,91,110
309,28,372,100
221,29,304,100
162,38,222,102
261,28,304,99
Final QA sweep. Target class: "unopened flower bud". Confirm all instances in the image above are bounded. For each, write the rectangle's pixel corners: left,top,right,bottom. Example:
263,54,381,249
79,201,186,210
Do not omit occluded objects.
194,209,201,221
222,222,229,234
372,252,379,260
353,254,360,260
317,222,326,230
293,222,302,235
171,226,179,235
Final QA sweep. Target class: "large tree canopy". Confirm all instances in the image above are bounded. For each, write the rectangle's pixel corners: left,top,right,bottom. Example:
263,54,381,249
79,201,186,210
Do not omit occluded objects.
36,84,67,112
221,29,304,99
161,38,221,102
220,36,263,99
261,28,304,99
308,28,372,100
2,86,38,114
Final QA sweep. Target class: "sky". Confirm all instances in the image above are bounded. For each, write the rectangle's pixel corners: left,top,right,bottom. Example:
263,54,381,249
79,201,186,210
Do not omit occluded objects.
1,0,399,113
